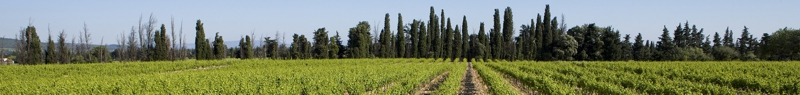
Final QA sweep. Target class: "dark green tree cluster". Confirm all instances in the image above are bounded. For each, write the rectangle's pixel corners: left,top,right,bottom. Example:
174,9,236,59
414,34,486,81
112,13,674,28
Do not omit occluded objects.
212,32,227,59
347,21,372,58
312,28,330,59
17,26,43,64
238,35,254,59
289,34,310,59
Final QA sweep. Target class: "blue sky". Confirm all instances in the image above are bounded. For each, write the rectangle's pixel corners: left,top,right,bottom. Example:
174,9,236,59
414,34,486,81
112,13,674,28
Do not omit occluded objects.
2,0,798,45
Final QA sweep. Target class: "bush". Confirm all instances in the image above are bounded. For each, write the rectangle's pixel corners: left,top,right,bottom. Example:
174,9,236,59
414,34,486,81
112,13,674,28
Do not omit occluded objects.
712,46,739,61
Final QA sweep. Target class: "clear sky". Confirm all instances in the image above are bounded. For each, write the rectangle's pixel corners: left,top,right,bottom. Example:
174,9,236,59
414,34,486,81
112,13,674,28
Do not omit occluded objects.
2,0,798,45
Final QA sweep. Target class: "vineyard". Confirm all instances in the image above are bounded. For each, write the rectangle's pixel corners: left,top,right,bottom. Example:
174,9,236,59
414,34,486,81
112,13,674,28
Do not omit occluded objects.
1,59,799,94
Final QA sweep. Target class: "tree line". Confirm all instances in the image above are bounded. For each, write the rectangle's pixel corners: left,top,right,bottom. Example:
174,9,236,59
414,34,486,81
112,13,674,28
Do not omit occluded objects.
9,5,800,64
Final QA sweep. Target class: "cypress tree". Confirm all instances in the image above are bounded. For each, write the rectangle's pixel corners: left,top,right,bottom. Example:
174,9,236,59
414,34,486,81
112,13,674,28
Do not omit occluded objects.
245,35,253,59
531,14,548,60
461,16,469,61
418,22,428,58
490,9,502,60
347,21,372,58
380,13,392,58
45,35,56,64
410,20,419,58
478,23,489,61
240,37,247,59
26,26,43,64
313,28,329,59
502,7,515,61
57,31,70,64
194,20,211,60
396,13,406,58
444,18,453,61
453,26,462,61
212,32,226,59
428,6,438,59
542,5,553,61
155,24,168,61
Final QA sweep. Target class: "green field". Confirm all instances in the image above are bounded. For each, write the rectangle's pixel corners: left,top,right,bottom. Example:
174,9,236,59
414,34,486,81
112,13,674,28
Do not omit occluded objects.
1,59,798,94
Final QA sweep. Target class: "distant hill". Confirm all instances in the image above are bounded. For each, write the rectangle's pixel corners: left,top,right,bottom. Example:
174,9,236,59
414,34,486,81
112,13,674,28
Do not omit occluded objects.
0,37,120,53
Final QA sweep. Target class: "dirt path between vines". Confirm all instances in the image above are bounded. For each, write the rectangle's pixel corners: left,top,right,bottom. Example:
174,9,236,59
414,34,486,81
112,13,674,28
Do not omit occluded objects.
416,71,450,95
458,62,488,95
500,71,536,95
162,65,229,74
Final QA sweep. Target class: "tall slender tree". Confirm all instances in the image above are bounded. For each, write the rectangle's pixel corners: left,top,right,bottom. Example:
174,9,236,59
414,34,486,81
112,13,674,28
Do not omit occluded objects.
396,13,406,58
155,24,169,60
453,26,462,61
45,34,56,64
57,30,70,64
461,16,470,61
490,9,502,60
418,22,428,58
502,7,515,61
478,22,489,61
194,20,211,60
379,13,392,58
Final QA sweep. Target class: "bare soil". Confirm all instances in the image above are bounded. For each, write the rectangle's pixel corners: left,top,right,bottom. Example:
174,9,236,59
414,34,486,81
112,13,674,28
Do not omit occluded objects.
416,71,450,95
458,62,489,95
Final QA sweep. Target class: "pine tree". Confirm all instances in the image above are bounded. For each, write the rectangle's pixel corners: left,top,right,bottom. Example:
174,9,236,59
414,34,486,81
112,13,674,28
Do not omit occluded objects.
633,33,645,61
723,27,733,47
622,34,633,60
713,32,721,47
658,26,676,61
313,28,330,59
602,28,622,61
396,13,406,58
